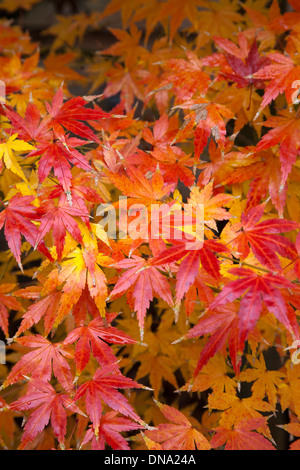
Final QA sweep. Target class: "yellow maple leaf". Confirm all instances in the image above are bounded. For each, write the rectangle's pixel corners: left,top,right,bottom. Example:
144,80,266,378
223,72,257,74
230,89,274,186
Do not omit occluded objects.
208,390,274,439
0,134,34,181
195,0,243,48
278,361,300,419
239,354,285,408
116,310,181,397
181,354,237,395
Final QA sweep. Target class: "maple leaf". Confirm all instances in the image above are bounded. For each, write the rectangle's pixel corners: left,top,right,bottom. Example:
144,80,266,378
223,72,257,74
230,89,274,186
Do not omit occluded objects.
1,51,56,115
280,420,300,450
69,285,105,325
180,354,237,395
3,335,74,391
178,304,243,376
207,390,274,438
241,0,285,51
48,172,103,212
135,354,178,399
215,36,270,91
253,52,300,110
239,354,285,408
0,194,53,270
2,0,300,451
102,64,145,114
231,203,299,271
13,290,62,338
211,417,275,450
158,0,208,42
110,255,173,337
196,139,235,187
42,244,109,326
107,166,174,206
150,239,229,305
0,283,23,337
28,135,93,194
127,145,195,188
43,52,84,84
278,361,300,419
136,113,195,187
44,12,103,51
10,378,83,449
101,25,145,71
80,412,142,450
221,148,288,217
255,110,300,185
195,0,243,44
210,267,298,345
146,401,211,450
176,98,234,158
188,182,233,232
156,50,210,102
63,313,136,375
34,200,86,260
183,265,217,316
45,87,109,143
73,363,144,436
117,310,181,397
0,133,34,181
141,432,162,450
4,101,50,142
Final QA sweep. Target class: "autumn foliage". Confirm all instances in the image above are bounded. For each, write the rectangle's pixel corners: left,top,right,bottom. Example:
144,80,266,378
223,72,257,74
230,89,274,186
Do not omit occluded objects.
1,0,300,451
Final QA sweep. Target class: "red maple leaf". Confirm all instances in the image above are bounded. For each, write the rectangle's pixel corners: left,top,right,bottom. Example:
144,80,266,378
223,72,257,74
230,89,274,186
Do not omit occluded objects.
4,101,51,142
48,172,103,211
150,239,229,305
0,195,53,270
45,87,109,143
80,412,142,450
5,99,96,194
209,267,299,345
29,135,93,193
63,313,136,374
232,204,299,271
13,290,62,338
255,111,300,185
127,114,195,187
69,285,104,325
253,52,300,109
35,199,86,260
0,283,23,337
176,98,234,158
211,417,275,450
146,401,210,450
3,335,74,391
74,363,144,435
181,304,243,376
215,37,270,89
10,378,83,449
110,255,173,337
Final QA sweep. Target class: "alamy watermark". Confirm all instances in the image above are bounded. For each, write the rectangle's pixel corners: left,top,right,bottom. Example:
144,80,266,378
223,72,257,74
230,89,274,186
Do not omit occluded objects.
287,340,300,365
96,197,205,249
292,80,300,105
0,80,5,104
0,341,5,364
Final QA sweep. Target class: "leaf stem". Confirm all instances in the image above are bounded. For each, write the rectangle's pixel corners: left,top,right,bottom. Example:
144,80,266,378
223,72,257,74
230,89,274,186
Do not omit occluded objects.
216,253,271,274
